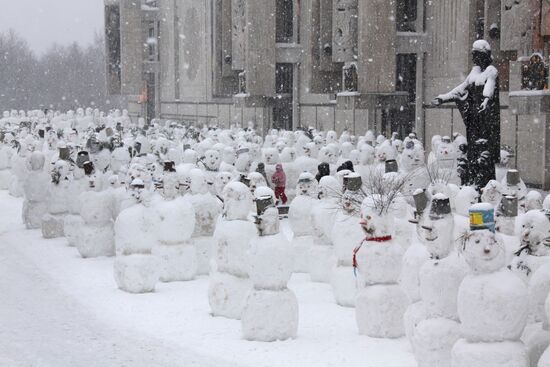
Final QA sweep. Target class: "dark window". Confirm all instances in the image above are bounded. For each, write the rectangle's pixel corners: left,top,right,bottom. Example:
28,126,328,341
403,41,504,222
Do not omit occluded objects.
276,0,294,43
276,63,293,94
396,0,417,32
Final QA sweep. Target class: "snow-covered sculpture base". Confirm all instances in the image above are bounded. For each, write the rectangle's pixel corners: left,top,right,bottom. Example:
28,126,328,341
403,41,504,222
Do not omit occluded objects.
208,271,251,319
153,243,197,282
114,254,160,293
41,213,65,239
451,339,528,367
76,223,115,258
241,289,298,342
355,284,408,338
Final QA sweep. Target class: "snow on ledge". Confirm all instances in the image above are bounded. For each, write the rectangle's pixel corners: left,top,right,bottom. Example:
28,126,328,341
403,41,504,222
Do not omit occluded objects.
509,90,550,97
337,91,361,97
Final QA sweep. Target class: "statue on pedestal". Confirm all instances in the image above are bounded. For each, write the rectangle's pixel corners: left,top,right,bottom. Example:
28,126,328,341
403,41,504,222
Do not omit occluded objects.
432,40,500,190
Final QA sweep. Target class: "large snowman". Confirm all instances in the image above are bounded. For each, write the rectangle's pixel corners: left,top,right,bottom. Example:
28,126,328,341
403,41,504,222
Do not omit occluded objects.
354,195,407,338
152,171,197,282
330,173,365,307
413,194,468,367
288,171,318,273
22,151,50,229
185,168,223,275
114,179,160,293
209,181,256,319
451,204,528,367
241,192,298,341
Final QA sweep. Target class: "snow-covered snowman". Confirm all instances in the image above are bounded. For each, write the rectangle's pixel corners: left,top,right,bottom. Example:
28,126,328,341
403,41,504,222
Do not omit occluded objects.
241,192,298,341
413,194,468,367
209,181,256,319
152,171,197,282
354,194,407,338
22,151,50,229
330,173,365,307
75,172,116,258
451,204,528,367
114,179,160,293
41,159,71,238
288,171,318,273
185,168,223,275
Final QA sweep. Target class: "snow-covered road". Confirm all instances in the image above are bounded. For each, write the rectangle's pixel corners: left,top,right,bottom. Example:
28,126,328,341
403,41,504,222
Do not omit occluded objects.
0,191,416,367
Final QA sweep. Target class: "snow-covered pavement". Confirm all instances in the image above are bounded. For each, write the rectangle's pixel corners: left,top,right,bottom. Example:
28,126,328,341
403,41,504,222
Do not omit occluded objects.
0,191,416,367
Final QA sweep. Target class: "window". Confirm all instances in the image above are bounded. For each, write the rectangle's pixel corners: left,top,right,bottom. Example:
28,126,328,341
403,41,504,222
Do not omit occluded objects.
396,0,417,32
276,0,294,43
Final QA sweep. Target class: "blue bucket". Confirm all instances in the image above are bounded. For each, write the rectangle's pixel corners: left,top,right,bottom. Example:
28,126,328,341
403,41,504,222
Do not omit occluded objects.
469,203,495,233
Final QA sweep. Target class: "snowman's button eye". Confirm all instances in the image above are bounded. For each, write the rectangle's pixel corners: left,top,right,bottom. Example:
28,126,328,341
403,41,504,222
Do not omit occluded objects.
475,239,480,244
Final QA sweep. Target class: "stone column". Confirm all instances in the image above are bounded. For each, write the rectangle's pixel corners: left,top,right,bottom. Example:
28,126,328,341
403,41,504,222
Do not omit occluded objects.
119,0,144,96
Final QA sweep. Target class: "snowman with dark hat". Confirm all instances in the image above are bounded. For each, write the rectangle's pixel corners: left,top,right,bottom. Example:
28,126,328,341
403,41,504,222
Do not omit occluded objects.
330,172,365,307
412,194,468,367
241,191,298,341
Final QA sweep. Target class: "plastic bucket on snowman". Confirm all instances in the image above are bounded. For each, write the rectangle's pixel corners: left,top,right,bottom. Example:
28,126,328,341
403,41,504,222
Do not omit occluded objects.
469,203,495,233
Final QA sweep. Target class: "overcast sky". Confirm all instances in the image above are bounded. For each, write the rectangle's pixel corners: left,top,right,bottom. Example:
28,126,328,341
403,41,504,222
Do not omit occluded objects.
0,0,104,55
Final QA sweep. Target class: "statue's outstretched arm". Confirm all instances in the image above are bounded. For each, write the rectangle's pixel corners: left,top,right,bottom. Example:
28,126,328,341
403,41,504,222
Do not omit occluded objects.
431,77,470,106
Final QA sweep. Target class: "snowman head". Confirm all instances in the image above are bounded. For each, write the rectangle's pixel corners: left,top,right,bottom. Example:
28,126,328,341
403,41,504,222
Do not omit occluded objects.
296,172,317,197
280,147,296,163
222,181,252,220
420,195,454,258
263,148,280,165
525,191,543,211
436,136,456,160
358,143,375,165
460,230,505,273
481,180,502,205
247,172,267,195
360,197,394,238
318,176,341,200
318,147,332,163
375,141,396,162
204,149,221,171
326,130,338,144
214,171,233,196
518,210,550,256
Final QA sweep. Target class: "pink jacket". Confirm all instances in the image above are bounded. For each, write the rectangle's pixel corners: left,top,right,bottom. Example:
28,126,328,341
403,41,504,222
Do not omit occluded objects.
271,164,286,188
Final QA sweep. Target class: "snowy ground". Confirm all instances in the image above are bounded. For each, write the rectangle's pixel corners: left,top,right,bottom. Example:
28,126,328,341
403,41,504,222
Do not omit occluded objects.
0,191,416,367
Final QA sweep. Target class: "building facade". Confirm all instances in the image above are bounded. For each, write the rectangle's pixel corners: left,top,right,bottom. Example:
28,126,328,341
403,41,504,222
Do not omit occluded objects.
105,0,550,187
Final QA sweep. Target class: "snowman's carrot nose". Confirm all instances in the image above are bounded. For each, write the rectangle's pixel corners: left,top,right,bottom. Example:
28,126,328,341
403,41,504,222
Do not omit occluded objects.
359,219,368,226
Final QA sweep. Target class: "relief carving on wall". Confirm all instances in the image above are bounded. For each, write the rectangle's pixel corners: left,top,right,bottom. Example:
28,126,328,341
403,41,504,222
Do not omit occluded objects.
332,0,358,63
231,0,246,71
182,6,201,82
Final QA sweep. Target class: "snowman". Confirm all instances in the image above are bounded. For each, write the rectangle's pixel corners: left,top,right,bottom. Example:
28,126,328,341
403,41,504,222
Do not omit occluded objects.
510,210,550,283
309,176,341,282
201,149,221,193
114,179,160,293
152,172,197,282
502,169,528,209
22,151,50,229
185,168,223,275
75,173,115,258
330,173,365,307
354,194,407,338
481,179,503,207
288,171,318,273
41,160,71,239
454,186,480,217
0,134,15,189
413,194,468,367
241,192,298,341
451,204,528,367
209,181,256,319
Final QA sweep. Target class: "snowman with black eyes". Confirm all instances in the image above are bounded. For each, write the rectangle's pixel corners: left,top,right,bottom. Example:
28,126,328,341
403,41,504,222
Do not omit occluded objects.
451,204,528,367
